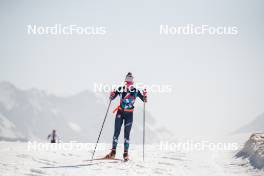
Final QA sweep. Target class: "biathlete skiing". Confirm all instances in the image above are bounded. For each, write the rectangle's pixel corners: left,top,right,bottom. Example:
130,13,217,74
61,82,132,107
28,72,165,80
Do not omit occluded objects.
104,72,147,161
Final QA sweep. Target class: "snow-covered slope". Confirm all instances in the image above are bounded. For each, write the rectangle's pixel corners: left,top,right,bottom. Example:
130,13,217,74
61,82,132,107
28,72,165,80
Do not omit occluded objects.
0,113,26,141
0,142,262,176
0,82,170,143
235,133,264,169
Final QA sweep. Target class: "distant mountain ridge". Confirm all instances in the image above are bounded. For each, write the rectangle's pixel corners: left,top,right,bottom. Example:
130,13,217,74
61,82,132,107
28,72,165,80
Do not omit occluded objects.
0,81,171,143
234,113,264,134
0,113,26,141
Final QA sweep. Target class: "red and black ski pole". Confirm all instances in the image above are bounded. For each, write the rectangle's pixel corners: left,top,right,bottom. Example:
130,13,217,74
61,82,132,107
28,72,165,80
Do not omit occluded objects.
91,99,112,160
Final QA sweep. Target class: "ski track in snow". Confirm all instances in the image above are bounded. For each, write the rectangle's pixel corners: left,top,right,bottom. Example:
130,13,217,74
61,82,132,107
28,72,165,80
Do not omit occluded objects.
0,142,263,176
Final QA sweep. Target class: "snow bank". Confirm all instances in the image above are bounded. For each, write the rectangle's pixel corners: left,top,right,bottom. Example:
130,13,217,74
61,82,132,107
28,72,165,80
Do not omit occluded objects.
236,133,264,169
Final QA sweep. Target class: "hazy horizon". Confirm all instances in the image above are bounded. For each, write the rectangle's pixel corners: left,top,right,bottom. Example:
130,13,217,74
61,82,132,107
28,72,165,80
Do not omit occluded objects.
0,0,264,139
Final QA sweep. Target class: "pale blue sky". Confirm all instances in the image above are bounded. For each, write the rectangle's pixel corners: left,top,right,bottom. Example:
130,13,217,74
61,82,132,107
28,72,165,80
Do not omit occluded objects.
0,0,263,138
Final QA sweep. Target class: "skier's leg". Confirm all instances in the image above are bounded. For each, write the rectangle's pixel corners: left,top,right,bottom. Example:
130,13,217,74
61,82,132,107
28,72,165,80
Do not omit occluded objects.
112,111,123,149
124,112,133,152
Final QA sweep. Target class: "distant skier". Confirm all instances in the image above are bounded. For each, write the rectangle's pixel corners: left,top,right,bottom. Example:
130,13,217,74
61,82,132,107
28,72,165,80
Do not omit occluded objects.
104,72,147,161
47,129,58,143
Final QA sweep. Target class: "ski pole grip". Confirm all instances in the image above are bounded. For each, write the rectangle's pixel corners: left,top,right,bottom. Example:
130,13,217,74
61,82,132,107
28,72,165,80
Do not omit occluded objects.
110,89,115,100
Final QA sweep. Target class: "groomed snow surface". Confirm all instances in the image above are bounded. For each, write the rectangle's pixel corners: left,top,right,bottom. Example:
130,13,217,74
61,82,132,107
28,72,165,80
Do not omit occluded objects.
0,142,263,176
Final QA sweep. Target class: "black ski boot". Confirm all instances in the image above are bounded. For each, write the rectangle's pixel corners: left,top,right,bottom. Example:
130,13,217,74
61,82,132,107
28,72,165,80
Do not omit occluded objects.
104,149,116,159
123,151,129,161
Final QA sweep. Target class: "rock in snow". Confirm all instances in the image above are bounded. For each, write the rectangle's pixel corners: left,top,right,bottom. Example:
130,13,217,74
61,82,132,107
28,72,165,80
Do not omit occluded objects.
236,133,264,169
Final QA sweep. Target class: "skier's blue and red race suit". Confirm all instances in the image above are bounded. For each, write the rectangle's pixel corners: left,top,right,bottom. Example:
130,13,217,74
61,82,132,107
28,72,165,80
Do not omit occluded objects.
110,86,145,152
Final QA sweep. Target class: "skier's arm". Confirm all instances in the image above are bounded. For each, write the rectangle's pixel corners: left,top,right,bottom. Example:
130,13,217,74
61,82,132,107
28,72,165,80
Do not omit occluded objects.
137,90,147,102
47,134,51,140
110,87,121,100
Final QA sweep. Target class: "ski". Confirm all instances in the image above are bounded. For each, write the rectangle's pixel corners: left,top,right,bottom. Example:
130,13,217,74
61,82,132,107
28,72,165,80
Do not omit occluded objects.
83,157,124,162
42,158,123,169
40,161,109,169
84,156,131,162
